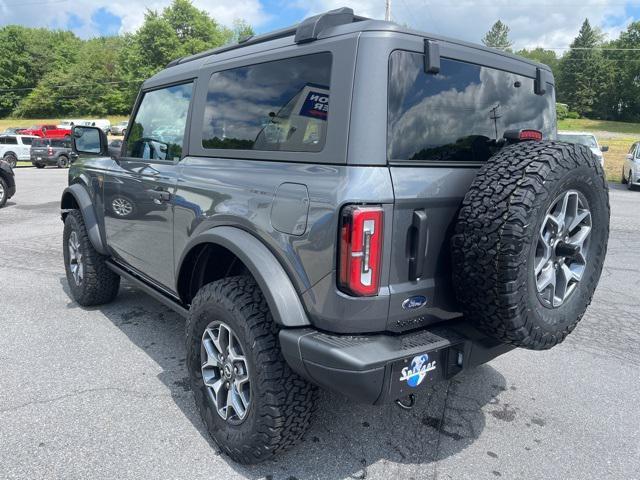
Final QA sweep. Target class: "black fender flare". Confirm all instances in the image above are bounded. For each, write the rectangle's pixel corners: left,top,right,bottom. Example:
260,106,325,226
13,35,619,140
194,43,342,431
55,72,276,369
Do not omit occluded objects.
60,183,108,255
178,226,311,328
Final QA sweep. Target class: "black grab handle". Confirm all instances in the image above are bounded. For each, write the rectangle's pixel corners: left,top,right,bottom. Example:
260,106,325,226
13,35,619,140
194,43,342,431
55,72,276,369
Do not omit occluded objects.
409,209,428,281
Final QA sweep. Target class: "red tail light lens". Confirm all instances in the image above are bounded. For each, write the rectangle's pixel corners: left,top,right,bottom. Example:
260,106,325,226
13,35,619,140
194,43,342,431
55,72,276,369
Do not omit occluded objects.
519,129,543,141
338,205,383,296
47,147,54,156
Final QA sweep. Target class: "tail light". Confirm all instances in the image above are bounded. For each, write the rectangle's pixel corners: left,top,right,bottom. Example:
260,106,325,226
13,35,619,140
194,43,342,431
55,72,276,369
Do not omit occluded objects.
47,147,54,156
503,129,543,142
338,205,383,296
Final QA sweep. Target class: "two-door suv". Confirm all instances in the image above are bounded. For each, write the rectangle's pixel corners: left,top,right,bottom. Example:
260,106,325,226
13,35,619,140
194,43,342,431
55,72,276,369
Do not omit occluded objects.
61,8,609,464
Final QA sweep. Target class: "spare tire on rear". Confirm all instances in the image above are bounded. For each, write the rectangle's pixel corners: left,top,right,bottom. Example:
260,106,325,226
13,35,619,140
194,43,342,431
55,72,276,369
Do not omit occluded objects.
451,141,609,350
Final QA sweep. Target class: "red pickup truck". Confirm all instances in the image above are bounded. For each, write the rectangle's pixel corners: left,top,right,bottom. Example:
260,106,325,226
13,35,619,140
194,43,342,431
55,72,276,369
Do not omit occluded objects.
18,124,72,139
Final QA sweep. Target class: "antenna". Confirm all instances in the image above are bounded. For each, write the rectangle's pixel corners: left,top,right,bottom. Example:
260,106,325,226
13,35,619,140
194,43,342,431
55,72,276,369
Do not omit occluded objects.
385,0,391,21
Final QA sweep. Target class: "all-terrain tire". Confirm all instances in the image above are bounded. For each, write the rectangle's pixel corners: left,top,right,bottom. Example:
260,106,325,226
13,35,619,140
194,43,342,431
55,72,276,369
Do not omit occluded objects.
4,153,17,168
186,276,316,464
451,141,610,350
57,155,69,168
63,210,120,306
0,176,8,208
35,163,45,169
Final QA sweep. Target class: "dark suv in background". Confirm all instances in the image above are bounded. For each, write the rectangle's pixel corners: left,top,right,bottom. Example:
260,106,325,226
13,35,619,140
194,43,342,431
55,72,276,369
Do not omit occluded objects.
61,8,610,465
31,138,73,168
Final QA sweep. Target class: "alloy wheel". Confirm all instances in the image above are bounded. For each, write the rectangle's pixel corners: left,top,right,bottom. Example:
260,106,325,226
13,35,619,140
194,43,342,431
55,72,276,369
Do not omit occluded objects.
201,321,251,424
68,231,84,286
534,190,592,308
112,197,133,217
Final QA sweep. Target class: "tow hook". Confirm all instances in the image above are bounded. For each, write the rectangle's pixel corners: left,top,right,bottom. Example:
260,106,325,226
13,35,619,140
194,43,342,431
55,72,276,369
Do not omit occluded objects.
395,394,416,410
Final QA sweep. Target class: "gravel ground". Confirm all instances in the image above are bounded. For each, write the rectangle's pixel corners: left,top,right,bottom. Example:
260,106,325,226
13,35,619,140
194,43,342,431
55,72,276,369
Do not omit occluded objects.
0,168,639,480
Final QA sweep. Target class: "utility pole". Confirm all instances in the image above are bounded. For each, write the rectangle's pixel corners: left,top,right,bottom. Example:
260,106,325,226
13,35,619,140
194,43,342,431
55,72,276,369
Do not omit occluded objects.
385,0,391,21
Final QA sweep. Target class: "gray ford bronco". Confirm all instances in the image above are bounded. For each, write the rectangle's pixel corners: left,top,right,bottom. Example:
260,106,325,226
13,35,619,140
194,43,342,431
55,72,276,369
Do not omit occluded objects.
61,8,610,464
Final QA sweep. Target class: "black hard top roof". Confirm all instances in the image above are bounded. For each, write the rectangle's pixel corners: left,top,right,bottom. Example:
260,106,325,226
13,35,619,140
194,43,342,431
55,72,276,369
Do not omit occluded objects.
149,7,550,85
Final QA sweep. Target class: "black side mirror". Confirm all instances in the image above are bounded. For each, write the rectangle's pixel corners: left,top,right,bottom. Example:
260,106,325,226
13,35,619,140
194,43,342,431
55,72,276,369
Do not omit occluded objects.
601,145,609,152
72,126,108,156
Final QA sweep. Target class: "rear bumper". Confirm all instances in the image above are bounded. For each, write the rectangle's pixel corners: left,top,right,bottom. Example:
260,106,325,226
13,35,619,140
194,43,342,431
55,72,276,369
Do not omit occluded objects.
279,322,514,404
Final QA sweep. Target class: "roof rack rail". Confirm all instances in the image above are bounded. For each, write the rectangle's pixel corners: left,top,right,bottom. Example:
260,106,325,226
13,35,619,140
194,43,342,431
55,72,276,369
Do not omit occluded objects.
166,7,367,69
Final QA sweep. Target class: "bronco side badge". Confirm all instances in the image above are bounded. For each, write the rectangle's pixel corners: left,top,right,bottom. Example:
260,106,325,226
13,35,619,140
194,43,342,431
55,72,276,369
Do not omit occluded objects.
402,295,427,310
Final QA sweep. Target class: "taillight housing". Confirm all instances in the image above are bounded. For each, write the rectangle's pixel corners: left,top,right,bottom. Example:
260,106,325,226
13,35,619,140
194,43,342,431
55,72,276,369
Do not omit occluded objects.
338,205,383,296
47,147,54,156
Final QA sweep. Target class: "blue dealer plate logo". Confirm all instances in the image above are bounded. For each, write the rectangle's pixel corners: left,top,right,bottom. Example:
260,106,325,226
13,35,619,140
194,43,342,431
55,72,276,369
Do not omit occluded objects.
399,354,437,388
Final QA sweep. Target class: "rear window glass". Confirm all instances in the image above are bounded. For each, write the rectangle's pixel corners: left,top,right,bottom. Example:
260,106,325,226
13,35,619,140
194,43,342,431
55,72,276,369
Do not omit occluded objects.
202,53,332,153
32,138,50,147
388,52,556,162
51,139,70,148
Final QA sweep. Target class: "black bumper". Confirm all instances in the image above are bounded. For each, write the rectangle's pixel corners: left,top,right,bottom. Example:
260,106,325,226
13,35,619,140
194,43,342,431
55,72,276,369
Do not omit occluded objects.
280,322,514,405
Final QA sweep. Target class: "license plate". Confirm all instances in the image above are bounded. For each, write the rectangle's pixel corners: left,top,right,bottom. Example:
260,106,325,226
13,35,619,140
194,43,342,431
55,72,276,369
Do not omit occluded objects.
389,349,447,398
37,157,42,160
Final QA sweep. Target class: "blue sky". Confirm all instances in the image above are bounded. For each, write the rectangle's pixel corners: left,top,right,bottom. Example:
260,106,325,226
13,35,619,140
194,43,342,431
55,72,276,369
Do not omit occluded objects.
0,0,639,50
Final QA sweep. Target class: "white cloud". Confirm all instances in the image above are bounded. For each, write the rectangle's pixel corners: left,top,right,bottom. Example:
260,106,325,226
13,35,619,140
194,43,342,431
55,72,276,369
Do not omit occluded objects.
297,0,632,51
0,0,635,49
0,0,270,37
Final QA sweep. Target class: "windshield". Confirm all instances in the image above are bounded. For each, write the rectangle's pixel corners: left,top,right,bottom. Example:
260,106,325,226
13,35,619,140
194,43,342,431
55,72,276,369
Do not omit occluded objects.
557,134,597,148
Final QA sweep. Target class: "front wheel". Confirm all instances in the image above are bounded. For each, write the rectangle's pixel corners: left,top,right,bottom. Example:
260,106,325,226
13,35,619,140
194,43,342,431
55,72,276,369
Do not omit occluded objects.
4,154,17,168
186,276,316,464
0,177,8,208
57,156,69,168
628,171,635,191
63,210,120,306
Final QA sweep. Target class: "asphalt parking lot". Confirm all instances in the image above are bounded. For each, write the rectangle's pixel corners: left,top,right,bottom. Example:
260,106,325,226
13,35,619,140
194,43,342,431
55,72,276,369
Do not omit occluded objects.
1,167,639,480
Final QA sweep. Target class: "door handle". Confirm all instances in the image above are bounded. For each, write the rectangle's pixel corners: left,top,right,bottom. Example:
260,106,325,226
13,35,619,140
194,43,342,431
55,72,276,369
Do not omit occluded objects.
408,209,428,281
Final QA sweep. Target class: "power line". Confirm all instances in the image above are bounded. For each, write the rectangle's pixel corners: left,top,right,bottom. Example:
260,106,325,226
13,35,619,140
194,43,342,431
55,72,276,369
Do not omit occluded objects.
0,79,143,93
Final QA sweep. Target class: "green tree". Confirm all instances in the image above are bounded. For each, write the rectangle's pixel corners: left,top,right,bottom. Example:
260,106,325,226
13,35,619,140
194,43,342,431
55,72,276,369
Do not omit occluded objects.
516,47,560,73
603,21,640,121
557,19,608,117
0,26,81,116
2,0,255,118
482,20,513,51
15,37,131,117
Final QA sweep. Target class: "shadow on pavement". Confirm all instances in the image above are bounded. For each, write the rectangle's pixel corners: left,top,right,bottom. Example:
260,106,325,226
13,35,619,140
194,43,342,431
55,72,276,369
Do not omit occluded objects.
61,278,506,480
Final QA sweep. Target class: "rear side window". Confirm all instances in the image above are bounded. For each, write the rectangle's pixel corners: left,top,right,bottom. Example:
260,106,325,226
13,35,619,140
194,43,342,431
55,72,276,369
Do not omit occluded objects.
4,136,18,145
388,52,555,162
21,137,34,145
32,138,49,147
202,53,332,153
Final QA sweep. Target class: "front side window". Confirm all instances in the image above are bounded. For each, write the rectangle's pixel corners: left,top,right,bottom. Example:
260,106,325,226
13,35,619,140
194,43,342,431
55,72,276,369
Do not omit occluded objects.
126,82,193,161
388,52,556,162
202,53,332,153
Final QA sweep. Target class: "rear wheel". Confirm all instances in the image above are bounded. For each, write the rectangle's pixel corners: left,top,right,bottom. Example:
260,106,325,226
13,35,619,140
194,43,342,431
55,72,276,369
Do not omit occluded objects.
35,163,45,169
452,141,610,350
4,153,17,168
63,210,120,306
628,171,635,191
186,276,316,464
621,168,628,184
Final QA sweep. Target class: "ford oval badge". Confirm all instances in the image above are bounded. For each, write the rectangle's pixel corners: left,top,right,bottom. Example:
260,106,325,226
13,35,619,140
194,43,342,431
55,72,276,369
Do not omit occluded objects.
402,295,427,311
